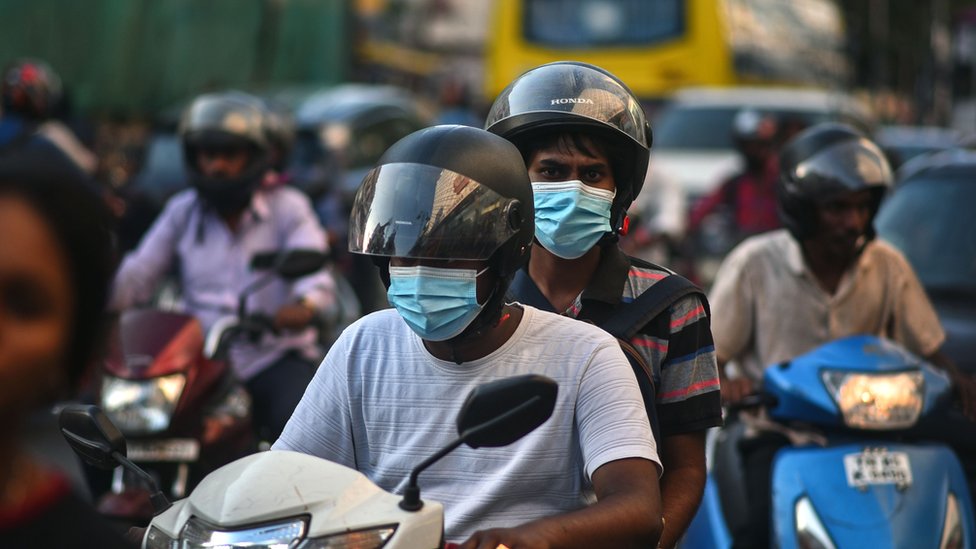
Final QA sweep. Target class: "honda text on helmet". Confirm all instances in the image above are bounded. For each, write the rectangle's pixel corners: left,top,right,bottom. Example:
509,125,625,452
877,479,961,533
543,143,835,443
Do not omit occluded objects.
1,58,63,121
179,91,272,215
348,125,533,342
484,61,652,248
777,123,893,241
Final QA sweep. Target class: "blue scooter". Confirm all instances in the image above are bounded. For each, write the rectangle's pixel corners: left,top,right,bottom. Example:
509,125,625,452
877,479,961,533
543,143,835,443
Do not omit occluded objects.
683,335,976,548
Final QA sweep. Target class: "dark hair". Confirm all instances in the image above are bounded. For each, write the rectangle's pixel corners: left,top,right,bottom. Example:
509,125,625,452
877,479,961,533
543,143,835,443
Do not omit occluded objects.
0,142,115,388
518,130,627,184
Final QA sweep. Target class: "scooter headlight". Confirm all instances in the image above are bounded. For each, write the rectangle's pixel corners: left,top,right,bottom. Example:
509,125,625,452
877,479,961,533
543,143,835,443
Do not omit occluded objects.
940,492,964,549
181,516,307,548
144,525,178,549
297,525,397,548
795,496,836,549
821,370,923,430
101,374,186,435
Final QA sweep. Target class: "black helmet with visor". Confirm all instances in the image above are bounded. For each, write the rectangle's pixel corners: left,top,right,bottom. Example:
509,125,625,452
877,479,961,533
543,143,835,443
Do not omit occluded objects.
484,61,652,237
180,91,271,214
777,123,893,241
349,125,533,327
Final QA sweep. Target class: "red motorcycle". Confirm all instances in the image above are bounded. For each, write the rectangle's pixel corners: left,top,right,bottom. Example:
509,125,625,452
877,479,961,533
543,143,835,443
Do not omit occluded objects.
91,249,329,523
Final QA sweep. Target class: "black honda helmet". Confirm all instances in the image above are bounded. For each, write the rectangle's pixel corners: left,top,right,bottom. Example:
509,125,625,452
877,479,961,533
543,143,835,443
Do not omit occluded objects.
485,61,652,236
777,123,893,241
179,91,271,214
2,59,62,120
349,125,533,326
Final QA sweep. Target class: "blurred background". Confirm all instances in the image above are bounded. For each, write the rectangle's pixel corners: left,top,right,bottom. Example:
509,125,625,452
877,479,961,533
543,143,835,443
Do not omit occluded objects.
2,0,975,291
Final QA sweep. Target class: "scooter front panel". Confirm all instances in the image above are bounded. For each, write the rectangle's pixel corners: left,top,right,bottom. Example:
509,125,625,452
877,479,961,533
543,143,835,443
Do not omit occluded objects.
772,443,975,548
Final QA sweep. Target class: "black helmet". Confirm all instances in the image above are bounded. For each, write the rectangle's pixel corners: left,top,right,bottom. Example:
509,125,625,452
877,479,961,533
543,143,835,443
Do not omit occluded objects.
179,91,271,214
349,125,533,325
777,123,892,241
2,59,62,120
485,61,652,235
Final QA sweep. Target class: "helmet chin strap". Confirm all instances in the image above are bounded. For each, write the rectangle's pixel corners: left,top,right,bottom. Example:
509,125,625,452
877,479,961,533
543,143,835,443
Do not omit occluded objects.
447,283,504,364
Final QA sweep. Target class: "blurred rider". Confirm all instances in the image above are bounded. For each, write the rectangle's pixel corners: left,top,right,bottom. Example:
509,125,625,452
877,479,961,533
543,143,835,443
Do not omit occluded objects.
710,123,976,548
111,91,335,442
1,58,97,175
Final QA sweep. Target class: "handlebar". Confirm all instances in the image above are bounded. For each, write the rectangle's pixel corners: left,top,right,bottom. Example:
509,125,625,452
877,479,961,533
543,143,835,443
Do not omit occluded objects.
726,392,779,414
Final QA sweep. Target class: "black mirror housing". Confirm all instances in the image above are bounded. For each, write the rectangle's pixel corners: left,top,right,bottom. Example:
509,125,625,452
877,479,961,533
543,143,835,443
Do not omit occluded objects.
457,374,558,449
58,404,127,470
250,249,329,280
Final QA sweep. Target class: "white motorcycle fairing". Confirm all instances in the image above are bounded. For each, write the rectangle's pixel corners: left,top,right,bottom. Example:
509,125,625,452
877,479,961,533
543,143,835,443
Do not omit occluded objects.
148,450,444,547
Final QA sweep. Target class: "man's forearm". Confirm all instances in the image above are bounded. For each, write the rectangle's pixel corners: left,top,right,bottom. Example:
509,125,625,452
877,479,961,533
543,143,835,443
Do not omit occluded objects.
658,431,708,548
458,458,663,549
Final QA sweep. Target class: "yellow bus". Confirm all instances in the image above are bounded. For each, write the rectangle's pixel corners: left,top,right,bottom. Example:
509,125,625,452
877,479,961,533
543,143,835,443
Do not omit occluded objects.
485,0,849,102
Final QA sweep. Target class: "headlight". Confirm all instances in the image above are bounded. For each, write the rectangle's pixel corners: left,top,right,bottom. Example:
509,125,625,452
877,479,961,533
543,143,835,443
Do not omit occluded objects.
144,525,178,549
821,370,923,430
940,493,964,549
297,525,397,549
101,374,186,435
181,516,306,548
795,497,836,549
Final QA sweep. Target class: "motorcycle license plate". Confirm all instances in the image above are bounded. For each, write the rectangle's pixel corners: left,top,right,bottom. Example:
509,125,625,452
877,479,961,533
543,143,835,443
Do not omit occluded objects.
127,439,200,462
844,448,912,488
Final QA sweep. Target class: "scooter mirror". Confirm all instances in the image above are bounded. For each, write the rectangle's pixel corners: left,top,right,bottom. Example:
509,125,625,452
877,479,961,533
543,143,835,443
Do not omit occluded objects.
58,404,127,470
250,249,330,280
456,374,558,448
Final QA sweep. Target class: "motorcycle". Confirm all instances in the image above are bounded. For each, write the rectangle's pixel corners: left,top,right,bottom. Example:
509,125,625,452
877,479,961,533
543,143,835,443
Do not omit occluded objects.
90,249,330,523
682,335,976,548
60,374,558,549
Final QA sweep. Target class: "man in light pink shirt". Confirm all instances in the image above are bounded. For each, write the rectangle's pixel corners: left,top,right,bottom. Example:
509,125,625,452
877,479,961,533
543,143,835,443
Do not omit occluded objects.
111,92,335,441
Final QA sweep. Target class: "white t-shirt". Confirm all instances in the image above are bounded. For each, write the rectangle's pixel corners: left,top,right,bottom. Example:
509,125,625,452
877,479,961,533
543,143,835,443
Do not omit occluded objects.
274,305,658,542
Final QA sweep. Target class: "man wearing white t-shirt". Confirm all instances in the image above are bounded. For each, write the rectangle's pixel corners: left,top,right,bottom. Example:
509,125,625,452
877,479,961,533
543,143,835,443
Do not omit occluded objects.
274,125,663,548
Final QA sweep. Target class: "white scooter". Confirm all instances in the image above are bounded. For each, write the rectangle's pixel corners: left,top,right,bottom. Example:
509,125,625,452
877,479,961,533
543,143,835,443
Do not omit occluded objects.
60,374,558,549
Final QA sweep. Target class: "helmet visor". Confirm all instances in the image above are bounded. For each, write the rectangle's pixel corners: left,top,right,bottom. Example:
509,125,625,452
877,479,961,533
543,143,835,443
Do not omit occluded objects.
349,163,521,260
486,64,649,148
792,139,893,194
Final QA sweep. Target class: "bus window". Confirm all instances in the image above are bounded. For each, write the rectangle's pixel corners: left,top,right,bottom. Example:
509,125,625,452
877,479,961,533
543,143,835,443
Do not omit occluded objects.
522,0,683,48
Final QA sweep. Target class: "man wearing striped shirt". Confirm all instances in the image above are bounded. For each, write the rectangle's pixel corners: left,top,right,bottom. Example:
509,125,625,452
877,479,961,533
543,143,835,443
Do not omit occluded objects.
487,62,723,549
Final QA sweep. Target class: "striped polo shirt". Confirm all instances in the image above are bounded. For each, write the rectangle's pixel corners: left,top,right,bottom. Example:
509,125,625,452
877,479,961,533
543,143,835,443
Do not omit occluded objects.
509,246,723,437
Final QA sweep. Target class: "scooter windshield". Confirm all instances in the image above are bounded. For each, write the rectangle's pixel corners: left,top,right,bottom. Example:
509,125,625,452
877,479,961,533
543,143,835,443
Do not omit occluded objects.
348,162,521,260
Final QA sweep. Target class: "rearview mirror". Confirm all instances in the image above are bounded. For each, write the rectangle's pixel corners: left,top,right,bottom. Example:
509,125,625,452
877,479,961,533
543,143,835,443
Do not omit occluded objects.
456,374,558,448
58,404,126,470
399,374,558,512
59,404,173,514
250,249,329,280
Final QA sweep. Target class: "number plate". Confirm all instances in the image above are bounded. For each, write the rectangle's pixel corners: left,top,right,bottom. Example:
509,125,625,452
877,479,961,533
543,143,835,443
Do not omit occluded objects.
844,448,912,488
127,439,200,462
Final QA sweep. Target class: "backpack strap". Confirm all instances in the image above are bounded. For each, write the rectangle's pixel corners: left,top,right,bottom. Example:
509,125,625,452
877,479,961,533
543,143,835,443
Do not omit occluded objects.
600,274,706,341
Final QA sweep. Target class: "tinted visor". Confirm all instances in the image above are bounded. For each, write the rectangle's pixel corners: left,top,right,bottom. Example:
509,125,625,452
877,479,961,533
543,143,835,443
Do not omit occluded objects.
349,163,521,260
485,64,649,148
793,139,893,193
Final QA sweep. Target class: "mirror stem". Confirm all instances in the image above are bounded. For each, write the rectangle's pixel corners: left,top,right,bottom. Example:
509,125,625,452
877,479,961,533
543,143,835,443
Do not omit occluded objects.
399,438,464,511
111,451,172,514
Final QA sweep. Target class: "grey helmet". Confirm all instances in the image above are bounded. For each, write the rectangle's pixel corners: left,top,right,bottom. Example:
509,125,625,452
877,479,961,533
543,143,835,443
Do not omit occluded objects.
179,91,271,214
485,61,652,237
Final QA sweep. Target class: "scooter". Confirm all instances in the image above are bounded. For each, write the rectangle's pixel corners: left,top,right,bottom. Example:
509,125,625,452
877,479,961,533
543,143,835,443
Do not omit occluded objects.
682,335,976,548
90,249,330,523
60,374,558,549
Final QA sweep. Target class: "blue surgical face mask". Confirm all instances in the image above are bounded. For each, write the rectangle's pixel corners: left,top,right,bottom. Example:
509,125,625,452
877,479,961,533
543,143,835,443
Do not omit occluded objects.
532,180,615,259
387,265,489,342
